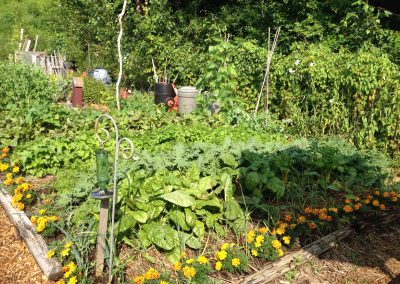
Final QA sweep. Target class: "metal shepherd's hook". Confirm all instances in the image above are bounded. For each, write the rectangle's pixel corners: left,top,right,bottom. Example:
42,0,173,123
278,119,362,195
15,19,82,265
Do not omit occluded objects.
94,114,134,283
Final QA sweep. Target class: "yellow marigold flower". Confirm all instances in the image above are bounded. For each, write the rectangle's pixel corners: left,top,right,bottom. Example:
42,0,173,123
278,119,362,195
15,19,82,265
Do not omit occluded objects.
47,250,55,258
67,277,77,284
36,223,46,232
197,255,208,265
284,214,292,222
280,222,289,229
56,280,65,284
247,230,255,243
15,177,24,184
17,202,25,211
364,199,370,205
254,242,262,248
181,252,187,258
26,193,32,199
271,239,282,249
173,262,182,272
31,215,38,224
354,203,362,210
160,281,169,284
43,198,52,205
182,266,196,279
282,236,291,245
290,223,297,229
297,215,306,223
251,249,258,256
277,249,284,257
383,192,390,198
216,250,227,261
49,215,59,221
144,268,160,280
343,205,353,213
258,227,268,234
344,199,352,204
232,258,240,267
392,197,398,202
374,190,380,196
221,243,230,251
215,261,222,271
39,209,46,215
275,227,285,235
12,166,20,173
65,242,73,249
133,275,145,284
379,204,386,210
0,163,9,172
308,222,317,229
372,200,379,207
255,235,264,244
4,178,13,186
61,248,70,257
6,173,12,179
63,261,77,278
185,258,194,264
14,193,23,202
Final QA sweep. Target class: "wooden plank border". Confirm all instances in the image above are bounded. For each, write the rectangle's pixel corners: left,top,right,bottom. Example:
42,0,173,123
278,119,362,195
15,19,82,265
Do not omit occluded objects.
0,188,63,281
239,226,355,284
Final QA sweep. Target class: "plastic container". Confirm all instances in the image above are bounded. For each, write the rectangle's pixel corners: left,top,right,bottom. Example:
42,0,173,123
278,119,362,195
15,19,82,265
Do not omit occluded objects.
154,83,175,105
177,86,199,114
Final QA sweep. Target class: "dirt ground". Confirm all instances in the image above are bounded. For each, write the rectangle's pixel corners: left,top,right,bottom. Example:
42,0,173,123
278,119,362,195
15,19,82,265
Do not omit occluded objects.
274,221,400,284
0,205,53,284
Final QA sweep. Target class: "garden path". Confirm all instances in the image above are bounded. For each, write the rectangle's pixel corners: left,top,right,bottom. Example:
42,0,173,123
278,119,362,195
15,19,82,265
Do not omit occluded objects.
0,205,53,284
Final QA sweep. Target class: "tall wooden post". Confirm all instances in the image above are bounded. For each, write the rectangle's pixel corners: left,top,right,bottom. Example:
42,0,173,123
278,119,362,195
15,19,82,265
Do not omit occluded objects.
95,199,110,278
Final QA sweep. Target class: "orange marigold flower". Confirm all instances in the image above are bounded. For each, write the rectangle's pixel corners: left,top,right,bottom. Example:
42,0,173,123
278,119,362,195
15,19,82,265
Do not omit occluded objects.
344,199,352,204
343,205,353,213
372,200,380,207
304,207,313,214
308,222,317,229
326,215,333,222
133,275,145,284
374,191,380,196
2,147,10,153
383,192,390,198
355,197,360,201
364,199,371,205
258,227,268,234
312,208,320,215
318,212,328,220
379,204,386,210
353,203,362,210
297,216,306,223
290,223,297,229
367,195,373,200
284,214,292,222
144,268,160,280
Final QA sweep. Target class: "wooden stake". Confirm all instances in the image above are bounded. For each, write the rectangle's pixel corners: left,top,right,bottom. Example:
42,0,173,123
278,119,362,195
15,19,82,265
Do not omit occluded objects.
95,199,110,278
33,35,39,52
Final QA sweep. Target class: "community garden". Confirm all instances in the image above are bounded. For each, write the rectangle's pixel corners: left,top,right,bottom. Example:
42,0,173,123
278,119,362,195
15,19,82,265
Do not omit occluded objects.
1,0,400,283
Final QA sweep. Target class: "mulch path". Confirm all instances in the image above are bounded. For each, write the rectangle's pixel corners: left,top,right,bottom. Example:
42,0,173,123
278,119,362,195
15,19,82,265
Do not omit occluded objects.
0,205,54,284
274,221,400,284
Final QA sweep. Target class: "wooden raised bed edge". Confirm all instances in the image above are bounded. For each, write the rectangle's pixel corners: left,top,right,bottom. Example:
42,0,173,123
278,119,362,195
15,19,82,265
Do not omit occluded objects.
0,188,63,281
239,226,354,284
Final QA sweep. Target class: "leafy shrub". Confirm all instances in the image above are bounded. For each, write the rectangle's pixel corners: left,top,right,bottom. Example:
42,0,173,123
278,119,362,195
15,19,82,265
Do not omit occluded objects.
82,77,114,105
0,62,58,108
271,44,400,156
